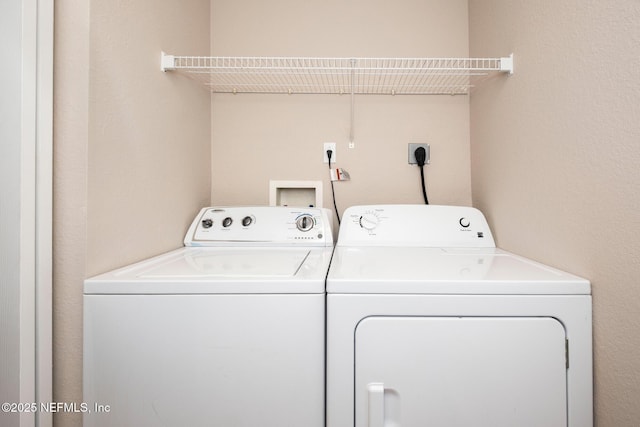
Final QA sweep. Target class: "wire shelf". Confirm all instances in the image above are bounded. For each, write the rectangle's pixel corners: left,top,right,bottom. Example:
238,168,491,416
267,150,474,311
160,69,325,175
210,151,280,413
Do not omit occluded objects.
161,53,513,95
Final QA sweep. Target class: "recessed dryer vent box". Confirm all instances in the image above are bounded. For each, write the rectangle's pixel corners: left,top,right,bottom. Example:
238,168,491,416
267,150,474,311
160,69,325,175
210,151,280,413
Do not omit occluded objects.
269,180,323,208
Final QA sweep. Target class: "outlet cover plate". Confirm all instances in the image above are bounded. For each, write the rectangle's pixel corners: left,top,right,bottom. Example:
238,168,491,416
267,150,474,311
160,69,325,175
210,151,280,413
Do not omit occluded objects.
408,143,430,165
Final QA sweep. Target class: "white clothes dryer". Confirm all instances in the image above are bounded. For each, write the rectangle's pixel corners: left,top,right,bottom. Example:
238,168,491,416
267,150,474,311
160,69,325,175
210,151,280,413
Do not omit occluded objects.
84,206,333,427
326,205,592,427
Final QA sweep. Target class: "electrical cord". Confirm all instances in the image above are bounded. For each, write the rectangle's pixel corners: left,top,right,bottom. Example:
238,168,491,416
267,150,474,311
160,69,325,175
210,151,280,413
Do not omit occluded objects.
327,150,341,224
415,147,429,205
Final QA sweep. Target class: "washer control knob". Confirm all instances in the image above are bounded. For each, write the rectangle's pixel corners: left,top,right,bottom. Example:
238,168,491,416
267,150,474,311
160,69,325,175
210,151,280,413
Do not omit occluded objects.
296,215,314,232
201,219,213,229
222,217,233,228
459,217,470,228
242,216,253,227
359,213,380,230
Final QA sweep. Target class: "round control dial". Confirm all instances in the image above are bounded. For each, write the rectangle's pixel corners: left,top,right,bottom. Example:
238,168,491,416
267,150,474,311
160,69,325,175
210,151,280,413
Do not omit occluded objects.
359,213,380,231
296,214,315,232
242,216,253,227
201,218,213,229
222,217,233,228
459,217,470,228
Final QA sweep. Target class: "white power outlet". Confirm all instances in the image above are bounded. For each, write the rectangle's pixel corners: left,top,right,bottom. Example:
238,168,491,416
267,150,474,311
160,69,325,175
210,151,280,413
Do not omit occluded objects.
323,142,337,163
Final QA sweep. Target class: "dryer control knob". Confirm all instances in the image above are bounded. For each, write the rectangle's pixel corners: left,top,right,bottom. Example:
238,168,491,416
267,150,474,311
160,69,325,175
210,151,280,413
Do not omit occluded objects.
222,217,233,228
201,219,213,229
242,216,253,227
359,213,380,230
296,215,314,232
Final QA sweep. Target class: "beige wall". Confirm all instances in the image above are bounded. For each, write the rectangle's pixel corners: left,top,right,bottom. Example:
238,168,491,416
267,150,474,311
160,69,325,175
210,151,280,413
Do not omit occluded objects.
210,0,473,218
53,2,89,425
88,1,211,275
53,1,210,425
469,1,640,425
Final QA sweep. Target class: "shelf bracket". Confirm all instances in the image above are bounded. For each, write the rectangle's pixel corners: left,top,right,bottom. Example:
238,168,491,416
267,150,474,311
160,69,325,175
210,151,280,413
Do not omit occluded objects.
500,53,514,75
161,51,176,72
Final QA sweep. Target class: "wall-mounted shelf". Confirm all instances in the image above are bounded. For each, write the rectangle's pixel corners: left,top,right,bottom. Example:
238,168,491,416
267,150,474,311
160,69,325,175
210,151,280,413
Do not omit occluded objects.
161,52,513,96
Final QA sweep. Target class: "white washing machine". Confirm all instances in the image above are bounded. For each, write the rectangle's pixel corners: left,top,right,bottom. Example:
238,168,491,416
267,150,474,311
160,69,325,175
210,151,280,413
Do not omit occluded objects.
84,206,333,427
326,205,592,427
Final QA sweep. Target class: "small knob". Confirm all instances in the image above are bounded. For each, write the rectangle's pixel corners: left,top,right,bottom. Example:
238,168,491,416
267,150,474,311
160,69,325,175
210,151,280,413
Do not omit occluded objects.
459,217,470,228
242,216,253,227
296,215,314,232
222,217,233,228
359,213,380,231
201,219,213,229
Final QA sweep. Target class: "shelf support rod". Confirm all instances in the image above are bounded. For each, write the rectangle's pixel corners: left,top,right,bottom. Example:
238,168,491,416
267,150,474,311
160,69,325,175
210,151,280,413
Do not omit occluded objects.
349,58,356,144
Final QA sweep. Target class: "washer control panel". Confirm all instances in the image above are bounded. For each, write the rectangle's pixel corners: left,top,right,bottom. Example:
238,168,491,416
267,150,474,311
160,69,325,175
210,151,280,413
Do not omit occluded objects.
184,206,333,247
338,205,495,248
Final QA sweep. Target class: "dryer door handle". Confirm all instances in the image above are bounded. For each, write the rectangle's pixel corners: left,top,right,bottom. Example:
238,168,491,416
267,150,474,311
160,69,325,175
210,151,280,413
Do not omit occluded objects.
367,382,385,427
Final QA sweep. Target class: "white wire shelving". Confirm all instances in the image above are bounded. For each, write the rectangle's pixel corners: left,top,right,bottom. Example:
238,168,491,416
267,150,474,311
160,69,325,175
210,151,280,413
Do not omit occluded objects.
161,52,513,96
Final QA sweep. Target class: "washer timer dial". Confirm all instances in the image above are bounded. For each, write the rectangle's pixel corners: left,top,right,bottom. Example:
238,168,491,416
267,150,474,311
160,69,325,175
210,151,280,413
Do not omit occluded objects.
296,214,315,232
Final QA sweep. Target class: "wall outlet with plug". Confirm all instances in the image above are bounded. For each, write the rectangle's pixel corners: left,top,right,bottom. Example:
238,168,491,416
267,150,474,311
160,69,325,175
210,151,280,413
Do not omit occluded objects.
408,143,430,165
323,142,337,163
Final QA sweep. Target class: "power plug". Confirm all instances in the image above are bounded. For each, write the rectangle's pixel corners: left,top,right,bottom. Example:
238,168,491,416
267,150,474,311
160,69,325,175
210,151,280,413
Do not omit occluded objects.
415,147,427,167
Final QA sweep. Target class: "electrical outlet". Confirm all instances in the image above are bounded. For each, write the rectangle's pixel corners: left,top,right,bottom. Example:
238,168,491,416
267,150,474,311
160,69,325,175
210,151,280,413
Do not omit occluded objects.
323,142,337,163
408,143,430,165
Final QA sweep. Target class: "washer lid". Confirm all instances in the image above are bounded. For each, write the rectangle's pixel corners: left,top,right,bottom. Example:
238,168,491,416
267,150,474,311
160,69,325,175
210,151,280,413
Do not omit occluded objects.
85,247,333,294
326,247,590,295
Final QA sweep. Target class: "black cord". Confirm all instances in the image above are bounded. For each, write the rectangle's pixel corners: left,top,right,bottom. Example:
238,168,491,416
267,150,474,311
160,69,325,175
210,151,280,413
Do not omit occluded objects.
419,164,429,205
415,147,429,205
327,151,341,224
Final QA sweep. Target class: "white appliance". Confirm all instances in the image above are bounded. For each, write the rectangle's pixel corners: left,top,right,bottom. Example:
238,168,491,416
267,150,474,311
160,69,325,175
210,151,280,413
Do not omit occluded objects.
326,205,592,427
84,206,333,427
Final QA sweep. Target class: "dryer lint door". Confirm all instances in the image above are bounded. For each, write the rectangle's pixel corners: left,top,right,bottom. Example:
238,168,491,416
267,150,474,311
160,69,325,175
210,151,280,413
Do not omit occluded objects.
355,317,567,427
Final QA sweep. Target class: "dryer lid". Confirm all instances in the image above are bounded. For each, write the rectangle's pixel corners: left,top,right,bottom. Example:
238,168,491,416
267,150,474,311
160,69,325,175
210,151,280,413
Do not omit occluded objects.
326,247,590,295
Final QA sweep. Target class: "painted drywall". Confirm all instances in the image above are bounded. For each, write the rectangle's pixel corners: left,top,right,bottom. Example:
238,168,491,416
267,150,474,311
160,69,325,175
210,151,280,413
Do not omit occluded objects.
53,1,89,426
53,1,211,425
210,0,473,221
87,1,211,275
469,1,640,425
